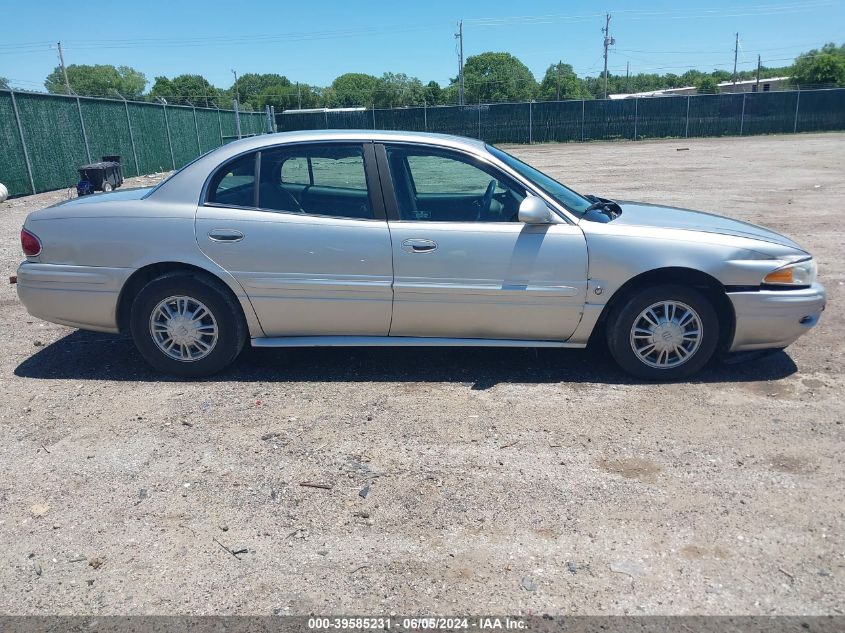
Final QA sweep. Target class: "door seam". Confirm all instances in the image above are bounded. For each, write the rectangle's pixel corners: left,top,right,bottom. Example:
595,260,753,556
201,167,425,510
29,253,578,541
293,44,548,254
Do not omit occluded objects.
371,143,396,335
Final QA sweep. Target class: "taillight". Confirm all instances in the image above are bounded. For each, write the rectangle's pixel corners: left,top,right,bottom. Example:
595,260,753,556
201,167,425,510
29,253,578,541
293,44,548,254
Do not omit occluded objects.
21,228,42,257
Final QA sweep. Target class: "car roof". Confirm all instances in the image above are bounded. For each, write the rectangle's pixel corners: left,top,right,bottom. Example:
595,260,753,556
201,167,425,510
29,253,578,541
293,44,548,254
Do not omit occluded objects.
221,129,487,153
147,129,491,204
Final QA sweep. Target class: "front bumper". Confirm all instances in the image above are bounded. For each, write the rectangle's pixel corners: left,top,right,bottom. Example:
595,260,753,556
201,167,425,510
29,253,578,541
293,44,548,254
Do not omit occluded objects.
16,262,131,333
728,282,826,352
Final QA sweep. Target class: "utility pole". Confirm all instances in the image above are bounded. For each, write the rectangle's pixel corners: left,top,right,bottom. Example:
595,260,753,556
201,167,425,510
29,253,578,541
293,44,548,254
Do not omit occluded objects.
755,54,761,92
602,13,615,99
732,32,739,85
626,61,630,93
231,69,240,104
455,20,464,106
57,41,72,95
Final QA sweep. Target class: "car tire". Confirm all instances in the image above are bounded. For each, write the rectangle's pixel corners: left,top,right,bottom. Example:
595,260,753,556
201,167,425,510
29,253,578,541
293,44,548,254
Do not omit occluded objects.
102,181,113,192
606,284,719,381
129,272,246,377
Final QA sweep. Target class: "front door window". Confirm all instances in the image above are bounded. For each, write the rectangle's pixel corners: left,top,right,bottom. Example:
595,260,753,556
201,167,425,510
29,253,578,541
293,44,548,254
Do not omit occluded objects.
385,146,526,222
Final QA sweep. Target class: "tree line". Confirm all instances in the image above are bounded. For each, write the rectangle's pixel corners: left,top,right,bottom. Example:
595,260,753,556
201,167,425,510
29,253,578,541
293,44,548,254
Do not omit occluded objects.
11,42,845,110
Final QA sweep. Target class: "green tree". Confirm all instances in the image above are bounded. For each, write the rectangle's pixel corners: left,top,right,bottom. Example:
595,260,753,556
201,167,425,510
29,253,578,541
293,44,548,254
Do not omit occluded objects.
44,64,146,98
538,62,589,101
229,73,293,110
258,82,319,110
695,76,719,94
791,42,845,87
150,74,220,107
373,72,425,107
711,69,732,84
423,81,444,105
459,52,537,103
326,73,379,107
0,77,9,89
440,84,459,105
148,76,174,101
664,73,681,88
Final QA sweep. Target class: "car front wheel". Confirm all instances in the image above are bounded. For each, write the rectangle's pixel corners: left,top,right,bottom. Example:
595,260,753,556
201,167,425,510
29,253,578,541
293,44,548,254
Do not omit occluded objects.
130,272,246,377
606,284,719,380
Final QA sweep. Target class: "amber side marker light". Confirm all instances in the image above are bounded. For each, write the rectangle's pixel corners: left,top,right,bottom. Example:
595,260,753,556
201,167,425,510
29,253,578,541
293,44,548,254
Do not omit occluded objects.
763,268,794,284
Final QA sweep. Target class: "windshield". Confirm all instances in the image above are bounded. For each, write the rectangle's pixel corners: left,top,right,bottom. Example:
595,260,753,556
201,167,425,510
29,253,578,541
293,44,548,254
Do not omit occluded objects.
486,144,593,214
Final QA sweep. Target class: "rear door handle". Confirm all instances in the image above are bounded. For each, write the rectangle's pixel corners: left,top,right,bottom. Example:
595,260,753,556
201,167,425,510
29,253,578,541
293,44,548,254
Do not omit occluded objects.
401,238,437,253
208,229,244,243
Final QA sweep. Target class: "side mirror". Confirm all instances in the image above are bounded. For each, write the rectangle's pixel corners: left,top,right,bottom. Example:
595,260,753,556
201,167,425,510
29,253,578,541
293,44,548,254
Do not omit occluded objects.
518,196,553,224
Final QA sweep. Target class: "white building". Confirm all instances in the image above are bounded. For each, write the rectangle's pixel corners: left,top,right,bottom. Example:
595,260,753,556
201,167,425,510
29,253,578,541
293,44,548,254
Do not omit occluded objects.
609,76,792,99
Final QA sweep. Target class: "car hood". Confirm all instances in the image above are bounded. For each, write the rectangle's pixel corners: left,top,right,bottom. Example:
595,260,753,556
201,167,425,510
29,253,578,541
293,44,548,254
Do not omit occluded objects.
48,186,154,208
609,201,802,250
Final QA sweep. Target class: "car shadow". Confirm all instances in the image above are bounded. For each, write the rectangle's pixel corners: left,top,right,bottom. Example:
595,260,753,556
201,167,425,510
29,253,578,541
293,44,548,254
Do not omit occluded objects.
13,330,798,388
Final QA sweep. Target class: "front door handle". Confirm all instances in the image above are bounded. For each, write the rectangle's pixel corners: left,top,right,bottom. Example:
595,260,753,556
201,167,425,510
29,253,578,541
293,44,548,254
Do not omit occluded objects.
401,238,437,253
208,229,244,243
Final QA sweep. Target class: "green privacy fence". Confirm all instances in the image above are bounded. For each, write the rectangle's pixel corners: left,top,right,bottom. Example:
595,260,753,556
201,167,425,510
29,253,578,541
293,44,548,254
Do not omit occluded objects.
277,88,845,145
0,89,270,197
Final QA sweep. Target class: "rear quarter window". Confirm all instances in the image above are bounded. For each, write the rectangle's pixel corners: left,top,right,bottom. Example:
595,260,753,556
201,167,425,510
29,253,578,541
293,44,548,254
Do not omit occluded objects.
207,153,256,207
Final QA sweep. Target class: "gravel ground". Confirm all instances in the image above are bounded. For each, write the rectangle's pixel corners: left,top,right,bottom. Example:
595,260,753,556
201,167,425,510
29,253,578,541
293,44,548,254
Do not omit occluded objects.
0,133,842,616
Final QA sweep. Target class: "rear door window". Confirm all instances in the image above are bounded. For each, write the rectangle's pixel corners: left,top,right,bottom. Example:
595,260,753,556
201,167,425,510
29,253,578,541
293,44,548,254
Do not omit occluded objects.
260,144,374,220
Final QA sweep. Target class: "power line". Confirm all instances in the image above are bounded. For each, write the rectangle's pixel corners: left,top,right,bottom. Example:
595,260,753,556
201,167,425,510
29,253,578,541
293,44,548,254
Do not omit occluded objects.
466,1,835,26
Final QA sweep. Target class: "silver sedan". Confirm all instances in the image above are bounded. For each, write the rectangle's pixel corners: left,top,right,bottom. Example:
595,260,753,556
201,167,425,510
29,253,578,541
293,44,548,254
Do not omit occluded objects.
16,130,826,380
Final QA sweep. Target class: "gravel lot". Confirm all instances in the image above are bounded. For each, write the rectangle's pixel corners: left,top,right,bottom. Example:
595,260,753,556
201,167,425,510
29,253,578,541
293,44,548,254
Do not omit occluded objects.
0,133,842,616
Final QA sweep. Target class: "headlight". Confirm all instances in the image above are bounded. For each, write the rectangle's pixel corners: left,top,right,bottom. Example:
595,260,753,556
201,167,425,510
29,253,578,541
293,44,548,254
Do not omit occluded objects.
763,258,817,286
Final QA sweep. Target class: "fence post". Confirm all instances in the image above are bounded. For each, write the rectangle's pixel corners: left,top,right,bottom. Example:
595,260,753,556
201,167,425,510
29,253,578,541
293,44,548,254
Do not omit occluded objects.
423,100,427,132
477,104,481,140
232,99,243,139
633,98,638,140
264,105,273,133
793,89,801,133
371,106,375,129
685,95,691,138
528,101,533,144
76,96,91,163
270,105,277,132
580,99,586,142
216,106,223,146
160,101,176,169
9,90,37,195
191,104,202,155
740,93,746,135
120,94,140,177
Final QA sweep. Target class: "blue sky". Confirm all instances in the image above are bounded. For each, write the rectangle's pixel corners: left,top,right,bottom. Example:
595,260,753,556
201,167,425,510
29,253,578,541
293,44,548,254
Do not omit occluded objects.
2,0,843,92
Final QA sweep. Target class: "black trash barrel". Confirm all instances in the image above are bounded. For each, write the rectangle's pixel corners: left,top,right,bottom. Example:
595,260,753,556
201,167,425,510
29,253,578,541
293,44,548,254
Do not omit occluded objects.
78,162,122,192
101,155,123,186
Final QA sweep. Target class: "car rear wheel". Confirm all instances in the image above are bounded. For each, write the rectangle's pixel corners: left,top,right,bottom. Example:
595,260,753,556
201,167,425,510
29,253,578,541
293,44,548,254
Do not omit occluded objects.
606,284,719,380
130,272,246,377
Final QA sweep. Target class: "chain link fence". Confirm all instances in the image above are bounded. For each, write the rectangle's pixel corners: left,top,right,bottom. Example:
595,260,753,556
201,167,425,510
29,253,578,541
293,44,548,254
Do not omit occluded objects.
277,88,845,145
3,88,843,199
0,89,271,198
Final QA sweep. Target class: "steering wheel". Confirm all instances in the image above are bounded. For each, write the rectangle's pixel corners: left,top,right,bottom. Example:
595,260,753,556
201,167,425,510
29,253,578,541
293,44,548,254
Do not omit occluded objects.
479,180,496,217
